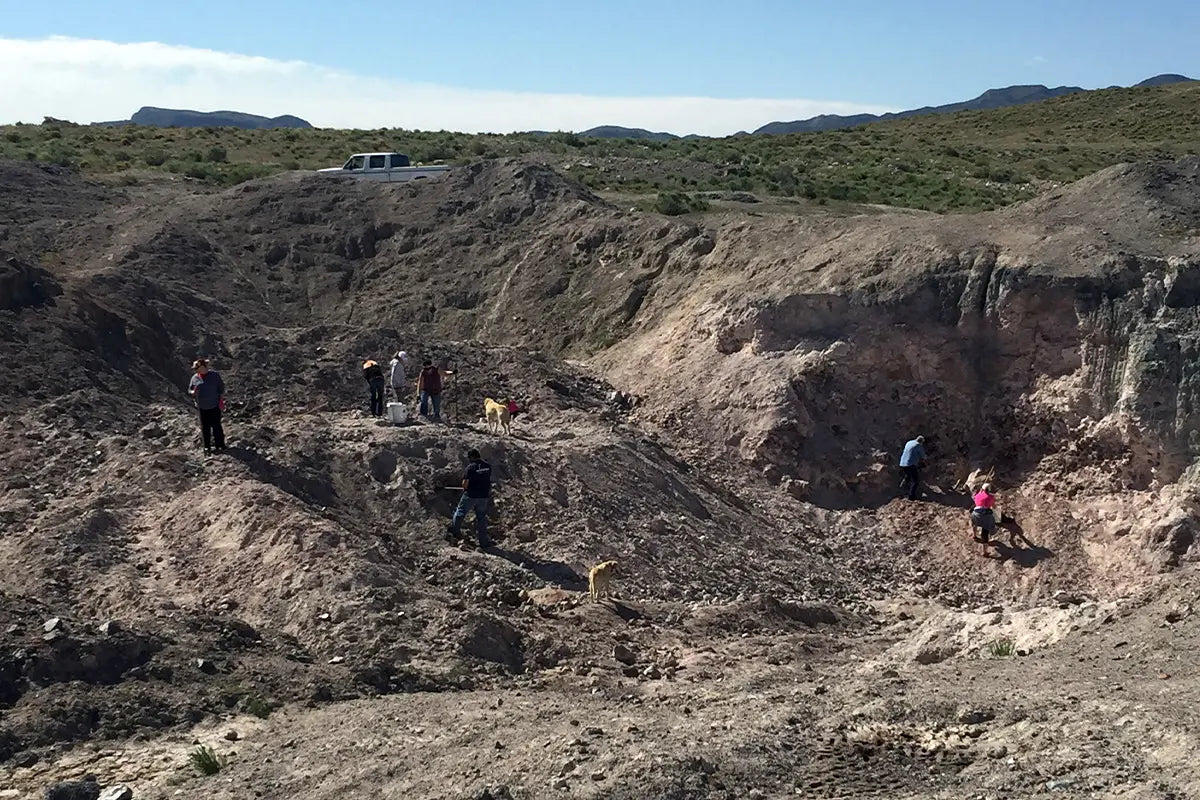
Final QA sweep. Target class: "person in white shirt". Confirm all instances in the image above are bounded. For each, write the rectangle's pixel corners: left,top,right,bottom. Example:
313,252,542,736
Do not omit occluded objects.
388,351,411,398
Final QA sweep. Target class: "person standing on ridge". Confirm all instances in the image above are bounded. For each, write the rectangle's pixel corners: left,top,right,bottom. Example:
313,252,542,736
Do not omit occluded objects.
363,359,386,417
417,358,443,422
899,435,927,501
447,448,494,549
188,358,226,454
388,351,411,400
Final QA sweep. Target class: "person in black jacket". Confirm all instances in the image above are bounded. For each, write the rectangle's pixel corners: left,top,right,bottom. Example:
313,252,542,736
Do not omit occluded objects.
446,449,493,548
362,359,386,417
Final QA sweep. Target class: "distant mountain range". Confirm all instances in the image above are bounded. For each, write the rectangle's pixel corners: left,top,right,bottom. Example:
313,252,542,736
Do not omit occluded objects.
579,73,1197,140
94,107,312,129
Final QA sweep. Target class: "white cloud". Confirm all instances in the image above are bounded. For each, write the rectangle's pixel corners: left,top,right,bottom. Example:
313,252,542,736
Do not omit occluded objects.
0,36,896,136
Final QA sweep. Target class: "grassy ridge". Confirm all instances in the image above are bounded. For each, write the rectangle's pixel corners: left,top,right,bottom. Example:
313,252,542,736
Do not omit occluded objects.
3,82,1198,213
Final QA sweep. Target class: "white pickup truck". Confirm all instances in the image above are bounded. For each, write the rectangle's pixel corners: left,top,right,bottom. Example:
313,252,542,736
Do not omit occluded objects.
317,152,451,182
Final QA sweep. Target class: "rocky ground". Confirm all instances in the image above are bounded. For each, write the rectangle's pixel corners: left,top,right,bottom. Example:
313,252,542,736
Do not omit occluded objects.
1,157,1198,799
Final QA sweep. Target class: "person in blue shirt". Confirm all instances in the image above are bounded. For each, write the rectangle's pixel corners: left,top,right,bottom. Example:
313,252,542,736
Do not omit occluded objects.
446,449,494,548
899,435,926,500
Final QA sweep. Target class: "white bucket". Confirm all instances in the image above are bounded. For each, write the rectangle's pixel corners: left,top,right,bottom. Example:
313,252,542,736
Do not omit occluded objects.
386,402,408,425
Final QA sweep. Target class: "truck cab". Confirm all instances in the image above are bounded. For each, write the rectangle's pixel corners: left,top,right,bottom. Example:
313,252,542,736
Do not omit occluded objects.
319,152,448,182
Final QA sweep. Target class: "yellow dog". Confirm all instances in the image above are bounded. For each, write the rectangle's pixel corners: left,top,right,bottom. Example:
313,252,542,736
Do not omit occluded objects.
588,560,618,602
484,397,511,435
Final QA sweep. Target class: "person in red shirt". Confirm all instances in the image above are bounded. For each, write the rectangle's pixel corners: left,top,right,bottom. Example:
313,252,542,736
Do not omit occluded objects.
970,483,997,555
416,359,443,421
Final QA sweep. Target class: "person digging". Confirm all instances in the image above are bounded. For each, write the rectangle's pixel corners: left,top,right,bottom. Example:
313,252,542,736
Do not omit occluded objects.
446,449,494,549
899,435,927,501
970,482,999,556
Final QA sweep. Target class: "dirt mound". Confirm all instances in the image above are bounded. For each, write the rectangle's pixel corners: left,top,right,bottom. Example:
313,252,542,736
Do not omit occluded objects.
2,155,1200,798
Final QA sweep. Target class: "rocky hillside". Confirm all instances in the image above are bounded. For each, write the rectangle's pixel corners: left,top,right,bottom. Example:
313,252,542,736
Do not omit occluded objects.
752,74,1195,134
94,107,313,129
2,156,1199,798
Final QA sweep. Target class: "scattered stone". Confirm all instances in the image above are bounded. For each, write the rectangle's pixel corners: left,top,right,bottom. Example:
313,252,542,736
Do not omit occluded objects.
45,779,100,800
329,655,345,664
551,778,569,791
224,729,240,741
138,424,167,440
1046,777,1079,791
196,658,217,674
559,759,578,776
958,709,995,725
98,788,134,800
612,643,637,665
98,620,121,636
590,770,606,782
43,617,63,633
621,664,640,678
1165,606,1191,623
986,744,1009,759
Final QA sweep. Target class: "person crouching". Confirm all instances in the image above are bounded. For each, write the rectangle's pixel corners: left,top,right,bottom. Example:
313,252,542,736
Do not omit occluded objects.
970,483,998,555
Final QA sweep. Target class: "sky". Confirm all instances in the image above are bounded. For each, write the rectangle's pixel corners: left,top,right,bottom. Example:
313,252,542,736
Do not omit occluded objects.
1,0,1197,135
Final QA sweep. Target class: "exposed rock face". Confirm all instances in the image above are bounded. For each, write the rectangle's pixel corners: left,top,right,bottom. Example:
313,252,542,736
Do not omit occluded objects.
604,160,1200,524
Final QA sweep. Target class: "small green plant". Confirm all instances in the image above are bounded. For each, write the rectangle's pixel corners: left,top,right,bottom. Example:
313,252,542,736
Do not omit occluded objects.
241,694,274,719
653,190,709,216
189,745,224,776
987,637,1016,658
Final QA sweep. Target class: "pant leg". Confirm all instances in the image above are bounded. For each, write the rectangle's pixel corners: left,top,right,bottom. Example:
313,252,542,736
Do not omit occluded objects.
370,380,384,415
419,391,430,417
450,493,470,533
473,497,491,546
431,394,442,421
199,408,213,450
212,407,226,449
906,466,921,500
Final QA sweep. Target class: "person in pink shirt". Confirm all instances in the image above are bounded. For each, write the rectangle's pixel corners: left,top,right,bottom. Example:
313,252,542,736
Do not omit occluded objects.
970,483,997,554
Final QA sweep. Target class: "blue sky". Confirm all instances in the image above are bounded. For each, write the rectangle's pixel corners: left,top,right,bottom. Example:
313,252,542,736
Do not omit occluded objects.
1,0,1197,133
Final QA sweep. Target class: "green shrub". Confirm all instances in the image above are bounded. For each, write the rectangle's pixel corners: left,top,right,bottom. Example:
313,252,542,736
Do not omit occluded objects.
189,745,224,776
654,191,709,216
987,637,1016,658
206,146,228,163
240,694,275,719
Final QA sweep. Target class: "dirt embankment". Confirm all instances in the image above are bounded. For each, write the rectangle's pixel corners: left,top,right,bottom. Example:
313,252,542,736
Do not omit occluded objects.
1,157,1199,799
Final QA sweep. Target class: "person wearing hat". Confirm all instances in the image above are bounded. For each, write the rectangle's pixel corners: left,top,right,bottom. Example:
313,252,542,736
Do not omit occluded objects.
362,358,386,417
899,435,927,501
187,358,226,454
388,351,411,399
